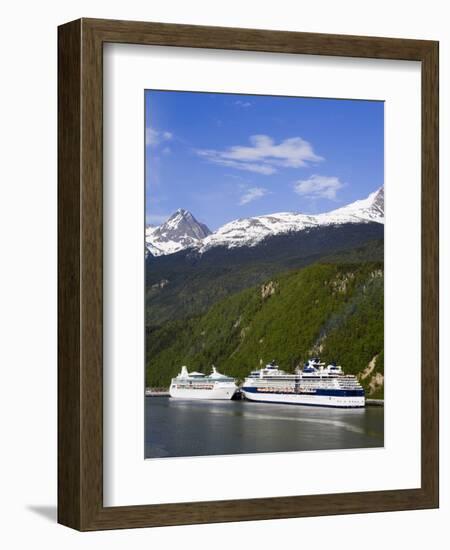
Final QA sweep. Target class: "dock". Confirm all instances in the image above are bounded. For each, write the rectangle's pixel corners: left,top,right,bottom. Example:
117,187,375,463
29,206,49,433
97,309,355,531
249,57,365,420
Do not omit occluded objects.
366,399,384,406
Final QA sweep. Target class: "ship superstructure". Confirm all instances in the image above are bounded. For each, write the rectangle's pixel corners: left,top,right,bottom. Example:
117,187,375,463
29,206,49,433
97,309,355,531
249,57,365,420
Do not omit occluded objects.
169,366,238,400
242,359,365,408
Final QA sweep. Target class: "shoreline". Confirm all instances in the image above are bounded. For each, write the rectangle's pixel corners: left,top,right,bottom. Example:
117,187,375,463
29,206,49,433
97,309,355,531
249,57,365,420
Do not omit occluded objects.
145,389,384,406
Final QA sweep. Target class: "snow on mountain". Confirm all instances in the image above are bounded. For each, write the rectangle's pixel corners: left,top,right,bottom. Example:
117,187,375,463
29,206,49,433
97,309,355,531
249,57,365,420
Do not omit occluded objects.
146,187,384,256
200,212,319,251
200,187,384,252
145,209,211,256
317,187,384,225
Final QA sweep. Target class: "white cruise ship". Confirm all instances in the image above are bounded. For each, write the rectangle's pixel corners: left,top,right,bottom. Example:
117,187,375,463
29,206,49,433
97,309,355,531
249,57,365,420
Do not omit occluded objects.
242,359,365,408
169,366,238,400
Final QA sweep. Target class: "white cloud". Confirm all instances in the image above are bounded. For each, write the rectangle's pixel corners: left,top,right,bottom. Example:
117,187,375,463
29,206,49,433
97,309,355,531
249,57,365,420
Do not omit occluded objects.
204,156,276,175
239,186,270,205
234,100,252,108
294,175,345,200
197,134,322,175
146,127,173,147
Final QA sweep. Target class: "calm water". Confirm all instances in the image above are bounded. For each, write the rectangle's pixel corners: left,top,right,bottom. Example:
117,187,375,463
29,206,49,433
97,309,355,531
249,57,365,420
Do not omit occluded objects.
145,396,384,458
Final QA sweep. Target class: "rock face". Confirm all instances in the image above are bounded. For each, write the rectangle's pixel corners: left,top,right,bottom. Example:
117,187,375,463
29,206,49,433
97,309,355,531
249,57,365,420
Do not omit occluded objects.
261,281,278,299
368,372,384,395
146,187,384,257
371,187,384,218
145,209,211,256
150,279,169,290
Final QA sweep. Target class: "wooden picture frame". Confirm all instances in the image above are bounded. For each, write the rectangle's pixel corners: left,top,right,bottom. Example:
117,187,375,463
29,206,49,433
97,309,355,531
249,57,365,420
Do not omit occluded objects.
58,18,439,531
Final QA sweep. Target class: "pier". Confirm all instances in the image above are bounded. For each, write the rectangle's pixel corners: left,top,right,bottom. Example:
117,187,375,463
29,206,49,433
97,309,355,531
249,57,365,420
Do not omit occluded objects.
145,389,170,396
146,388,383,405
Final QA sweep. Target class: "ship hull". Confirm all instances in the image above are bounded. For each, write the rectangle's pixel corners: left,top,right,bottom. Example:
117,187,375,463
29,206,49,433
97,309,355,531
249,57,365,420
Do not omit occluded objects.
242,388,365,408
169,386,237,400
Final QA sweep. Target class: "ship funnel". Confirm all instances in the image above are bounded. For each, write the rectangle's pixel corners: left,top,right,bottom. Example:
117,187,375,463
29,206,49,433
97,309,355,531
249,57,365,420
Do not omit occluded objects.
180,365,189,378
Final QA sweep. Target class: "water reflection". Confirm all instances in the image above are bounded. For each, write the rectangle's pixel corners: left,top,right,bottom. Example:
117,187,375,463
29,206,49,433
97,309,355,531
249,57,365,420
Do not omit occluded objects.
145,396,384,459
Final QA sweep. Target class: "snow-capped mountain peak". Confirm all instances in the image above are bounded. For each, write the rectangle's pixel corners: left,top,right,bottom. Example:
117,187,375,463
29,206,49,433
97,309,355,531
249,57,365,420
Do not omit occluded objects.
146,187,384,257
199,186,384,252
320,187,384,224
146,209,211,256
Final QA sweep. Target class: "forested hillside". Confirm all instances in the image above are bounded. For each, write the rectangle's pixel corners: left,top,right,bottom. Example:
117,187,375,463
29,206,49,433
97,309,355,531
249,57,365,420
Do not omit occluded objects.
146,261,384,397
146,222,384,326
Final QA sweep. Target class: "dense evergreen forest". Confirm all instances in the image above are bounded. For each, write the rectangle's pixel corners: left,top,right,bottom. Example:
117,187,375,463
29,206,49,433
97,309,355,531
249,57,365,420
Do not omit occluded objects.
145,223,383,325
145,260,384,398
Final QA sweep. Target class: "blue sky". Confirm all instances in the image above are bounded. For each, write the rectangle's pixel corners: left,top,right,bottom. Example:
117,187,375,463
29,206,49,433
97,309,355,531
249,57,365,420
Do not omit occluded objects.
145,90,384,230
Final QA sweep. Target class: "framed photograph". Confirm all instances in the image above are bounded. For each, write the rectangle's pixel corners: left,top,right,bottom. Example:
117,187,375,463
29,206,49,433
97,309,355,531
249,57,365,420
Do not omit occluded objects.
58,18,439,530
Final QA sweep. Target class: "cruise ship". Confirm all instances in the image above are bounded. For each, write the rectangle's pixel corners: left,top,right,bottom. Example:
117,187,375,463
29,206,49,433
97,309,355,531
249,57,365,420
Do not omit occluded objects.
169,366,238,400
241,359,365,408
